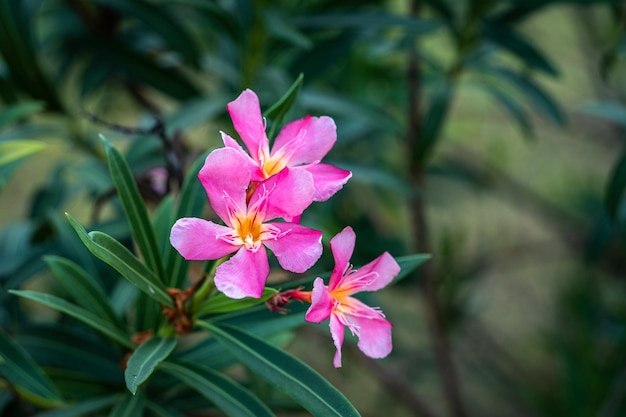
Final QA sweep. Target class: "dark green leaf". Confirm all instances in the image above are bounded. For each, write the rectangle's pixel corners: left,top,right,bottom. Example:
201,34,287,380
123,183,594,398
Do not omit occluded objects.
264,73,304,140
489,67,565,126
579,101,626,127
482,21,558,76
153,195,175,257
0,327,64,408
44,256,122,329
66,213,173,307
146,401,188,417
125,337,177,395
199,322,361,417
392,254,432,284
165,151,208,288
294,12,439,35
161,361,276,417
36,395,120,417
606,152,626,221
90,0,200,67
107,392,145,417
262,9,312,49
414,79,454,164
479,84,534,137
101,135,167,284
0,101,44,129
197,288,278,315
9,290,133,349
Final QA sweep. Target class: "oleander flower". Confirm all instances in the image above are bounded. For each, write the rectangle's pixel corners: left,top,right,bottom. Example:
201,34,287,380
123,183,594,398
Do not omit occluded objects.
305,226,400,367
170,148,323,299
222,89,352,202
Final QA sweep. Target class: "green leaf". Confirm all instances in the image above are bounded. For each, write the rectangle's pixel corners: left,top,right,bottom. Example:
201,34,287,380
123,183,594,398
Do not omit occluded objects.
606,152,626,221
0,101,45,129
165,151,208,288
107,392,145,417
145,401,188,417
392,254,432,284
490,67,565,126
197,288,278,315
264,73,304,140
414,79,454,164
90,0,200,67
0,140,46,167
0,327,64,408
101,135,167,284
579,101,626,127
9,290,133,349
125,337,177,395
479,84,534,138
66,213,173,308
160,361,276,417
199,322,361,417
36,395,120,417
44,255,122,329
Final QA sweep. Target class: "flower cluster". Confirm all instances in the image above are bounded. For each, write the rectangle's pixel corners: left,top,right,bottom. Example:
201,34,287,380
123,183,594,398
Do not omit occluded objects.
170,89,400,367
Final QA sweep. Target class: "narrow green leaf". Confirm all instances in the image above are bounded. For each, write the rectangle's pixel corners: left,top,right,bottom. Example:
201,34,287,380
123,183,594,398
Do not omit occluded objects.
0,101,44,129
161,361,276,417
36,395,120,417
479,84,534,138
66,213,173,307
264,73,304,140
107,392,145,417
579,101,626,128
90,0,200,67
414,79,453,164
490,67,565,126
44,255,122,329
197,288,278,315
392,254,432,284
0,327,64,407
100,135,167,284
166,151,208,288
0,140,46,167
146,401,188,417
153,195,175,257
200,322,361,417
125,337,177,395
9,290,133,349
606,152,626,221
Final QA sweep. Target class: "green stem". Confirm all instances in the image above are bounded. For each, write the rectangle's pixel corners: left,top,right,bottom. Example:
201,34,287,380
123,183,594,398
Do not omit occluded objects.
189,256,228,316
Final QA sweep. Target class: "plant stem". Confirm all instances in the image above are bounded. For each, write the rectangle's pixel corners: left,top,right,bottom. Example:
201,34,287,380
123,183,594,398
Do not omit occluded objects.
406,1,468,417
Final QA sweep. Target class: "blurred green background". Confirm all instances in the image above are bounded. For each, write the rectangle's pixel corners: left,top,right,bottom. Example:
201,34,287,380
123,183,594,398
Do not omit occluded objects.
3,0,626,416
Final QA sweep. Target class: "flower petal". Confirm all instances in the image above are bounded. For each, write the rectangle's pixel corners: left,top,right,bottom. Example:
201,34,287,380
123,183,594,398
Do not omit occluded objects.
263,222,322,273
305,277,332,323
198,148,250,224
328,226,356,291
273,116,336,165
330,314,345,368
352,314,393,360
226,89,268,160
303,163,352,202
250,168,314,221
214,247,269,299
341,252,400,294
221,131,265,182
170,218,239,260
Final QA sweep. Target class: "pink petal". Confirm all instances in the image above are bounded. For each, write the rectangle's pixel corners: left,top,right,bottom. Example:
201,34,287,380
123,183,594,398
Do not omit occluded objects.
263,222,322,273
302,163,352,202
352,315,392,360
226,89,268,160
170,218,239,260
214,247,269,299
328,227,356,291
250,168,314,221
340,252,400,294
330,314,345,368
198,148,250,224
221,132,265,182
273,116,336,166
305,277,332,323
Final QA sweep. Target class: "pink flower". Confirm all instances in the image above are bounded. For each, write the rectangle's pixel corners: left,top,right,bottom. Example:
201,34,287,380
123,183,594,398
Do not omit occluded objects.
222,89,352,202
305,226,400,368
170,148,323,299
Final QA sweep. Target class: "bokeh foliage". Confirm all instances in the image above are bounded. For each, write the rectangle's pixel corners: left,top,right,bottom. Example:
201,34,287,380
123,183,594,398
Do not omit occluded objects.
2,0,626,416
